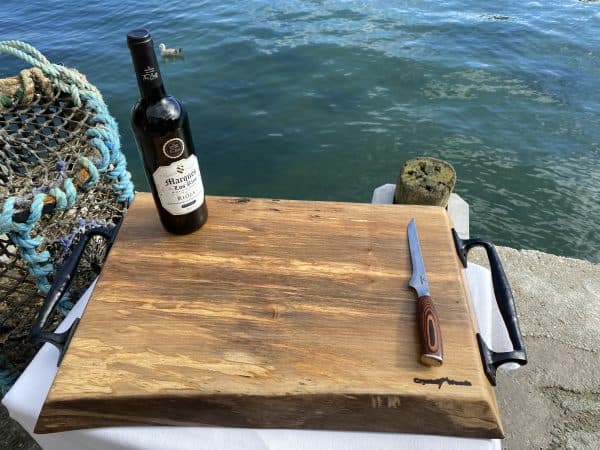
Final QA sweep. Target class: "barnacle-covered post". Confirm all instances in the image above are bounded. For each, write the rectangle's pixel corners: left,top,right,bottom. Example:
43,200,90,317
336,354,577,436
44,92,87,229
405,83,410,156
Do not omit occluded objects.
394,157,456,208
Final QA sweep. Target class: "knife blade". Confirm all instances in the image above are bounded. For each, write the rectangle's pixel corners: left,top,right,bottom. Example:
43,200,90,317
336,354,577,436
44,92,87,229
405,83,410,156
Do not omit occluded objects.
407,218,443,366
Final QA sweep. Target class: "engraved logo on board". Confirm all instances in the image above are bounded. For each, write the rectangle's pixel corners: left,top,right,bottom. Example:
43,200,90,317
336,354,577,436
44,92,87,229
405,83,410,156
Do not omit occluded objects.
413,377,472,389
163,138,185,159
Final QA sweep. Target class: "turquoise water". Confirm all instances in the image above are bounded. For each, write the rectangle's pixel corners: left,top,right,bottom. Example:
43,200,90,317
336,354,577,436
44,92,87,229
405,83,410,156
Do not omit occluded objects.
2,0,599,262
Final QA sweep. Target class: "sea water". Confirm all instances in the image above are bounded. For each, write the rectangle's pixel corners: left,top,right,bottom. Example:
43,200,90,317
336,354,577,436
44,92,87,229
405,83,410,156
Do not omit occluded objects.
2,0,599,261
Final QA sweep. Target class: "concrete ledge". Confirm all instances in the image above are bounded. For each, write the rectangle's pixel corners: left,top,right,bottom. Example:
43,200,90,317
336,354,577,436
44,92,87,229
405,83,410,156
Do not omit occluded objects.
470,247,600,450
371,184,469,238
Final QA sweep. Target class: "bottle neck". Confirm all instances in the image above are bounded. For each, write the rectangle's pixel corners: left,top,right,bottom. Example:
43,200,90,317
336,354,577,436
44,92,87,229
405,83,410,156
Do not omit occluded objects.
129,41,167,102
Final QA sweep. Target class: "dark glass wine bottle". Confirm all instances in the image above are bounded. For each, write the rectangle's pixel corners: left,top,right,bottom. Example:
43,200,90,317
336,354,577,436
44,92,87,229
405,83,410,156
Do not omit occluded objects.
127,29,207,234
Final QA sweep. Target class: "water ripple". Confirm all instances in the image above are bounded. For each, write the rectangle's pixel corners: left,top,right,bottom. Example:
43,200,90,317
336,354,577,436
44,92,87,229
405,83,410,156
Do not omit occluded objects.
1,0,598,261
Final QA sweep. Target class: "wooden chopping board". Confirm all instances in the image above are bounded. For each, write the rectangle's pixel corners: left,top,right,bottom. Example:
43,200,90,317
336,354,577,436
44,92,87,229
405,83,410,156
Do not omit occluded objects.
36,193,503,438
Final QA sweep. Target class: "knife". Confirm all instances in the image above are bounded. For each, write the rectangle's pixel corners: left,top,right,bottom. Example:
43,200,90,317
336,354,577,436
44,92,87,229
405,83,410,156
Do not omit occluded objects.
407,218,443,366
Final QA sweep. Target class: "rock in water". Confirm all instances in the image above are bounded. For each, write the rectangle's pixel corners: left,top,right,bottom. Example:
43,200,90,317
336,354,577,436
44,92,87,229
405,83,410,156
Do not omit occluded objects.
394,157,456,207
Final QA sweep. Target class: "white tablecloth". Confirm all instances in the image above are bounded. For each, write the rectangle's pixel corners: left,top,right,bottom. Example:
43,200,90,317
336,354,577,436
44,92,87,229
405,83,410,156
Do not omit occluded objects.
3,262,513,450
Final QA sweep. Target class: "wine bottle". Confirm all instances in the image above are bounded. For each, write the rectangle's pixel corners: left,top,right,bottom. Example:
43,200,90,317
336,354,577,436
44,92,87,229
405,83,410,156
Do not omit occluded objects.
127,29,207,234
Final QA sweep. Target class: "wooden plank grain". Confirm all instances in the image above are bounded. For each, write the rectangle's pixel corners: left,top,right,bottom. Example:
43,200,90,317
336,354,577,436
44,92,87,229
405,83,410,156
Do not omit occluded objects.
36,194,503,437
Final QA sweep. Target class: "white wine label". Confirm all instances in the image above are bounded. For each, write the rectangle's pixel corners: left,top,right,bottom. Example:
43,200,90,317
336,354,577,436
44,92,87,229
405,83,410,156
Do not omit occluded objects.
152,155,205,215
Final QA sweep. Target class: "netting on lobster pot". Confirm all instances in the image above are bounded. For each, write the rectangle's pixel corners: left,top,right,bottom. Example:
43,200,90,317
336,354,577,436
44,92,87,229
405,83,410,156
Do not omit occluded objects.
0,41,134,393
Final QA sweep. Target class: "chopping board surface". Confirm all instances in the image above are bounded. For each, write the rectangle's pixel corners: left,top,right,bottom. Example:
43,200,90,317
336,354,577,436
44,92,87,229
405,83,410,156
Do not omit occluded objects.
36,193,502,438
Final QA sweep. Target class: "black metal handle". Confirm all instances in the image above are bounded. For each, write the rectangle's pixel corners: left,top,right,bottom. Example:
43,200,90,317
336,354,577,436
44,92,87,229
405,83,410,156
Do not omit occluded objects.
452,230,528,386
31,226,118,365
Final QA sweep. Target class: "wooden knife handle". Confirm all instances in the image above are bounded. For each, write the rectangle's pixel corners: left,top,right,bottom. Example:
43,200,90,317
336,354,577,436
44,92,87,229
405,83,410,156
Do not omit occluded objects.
418,295,443,366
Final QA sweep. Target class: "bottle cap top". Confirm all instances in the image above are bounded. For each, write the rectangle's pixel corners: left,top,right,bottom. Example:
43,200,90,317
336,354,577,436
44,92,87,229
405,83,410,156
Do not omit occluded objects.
127,29,153,47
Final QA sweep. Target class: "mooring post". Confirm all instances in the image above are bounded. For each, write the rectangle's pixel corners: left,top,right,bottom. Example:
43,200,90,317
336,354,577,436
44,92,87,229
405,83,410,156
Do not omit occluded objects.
394,157,456,208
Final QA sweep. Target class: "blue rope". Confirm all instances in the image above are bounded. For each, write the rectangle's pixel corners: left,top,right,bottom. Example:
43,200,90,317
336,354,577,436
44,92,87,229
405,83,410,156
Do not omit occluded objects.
0,197,17,231
1,194,53,295
0,40,136,395
48,187,67,210
56,292,74,316
0,40,135,305
0,40,134,203
63,178,77,204
79,156,100,187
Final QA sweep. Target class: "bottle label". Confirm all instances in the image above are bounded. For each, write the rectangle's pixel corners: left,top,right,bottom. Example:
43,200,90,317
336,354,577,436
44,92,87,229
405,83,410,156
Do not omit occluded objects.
152,155,205,215
162,138,185,159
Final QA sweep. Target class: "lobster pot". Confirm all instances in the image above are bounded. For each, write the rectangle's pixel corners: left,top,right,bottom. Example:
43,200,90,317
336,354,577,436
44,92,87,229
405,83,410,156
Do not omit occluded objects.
0,41,134,392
